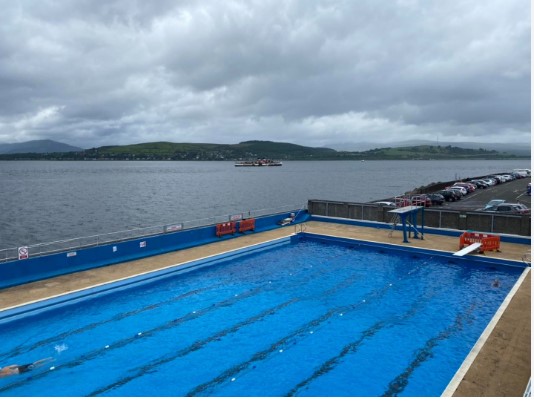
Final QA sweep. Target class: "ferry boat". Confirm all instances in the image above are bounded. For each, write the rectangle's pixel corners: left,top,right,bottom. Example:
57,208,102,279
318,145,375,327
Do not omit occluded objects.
234,158,282,167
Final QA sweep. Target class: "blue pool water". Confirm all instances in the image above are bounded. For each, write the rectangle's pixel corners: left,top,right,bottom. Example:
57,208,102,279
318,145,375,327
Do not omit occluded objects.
0,234,524,397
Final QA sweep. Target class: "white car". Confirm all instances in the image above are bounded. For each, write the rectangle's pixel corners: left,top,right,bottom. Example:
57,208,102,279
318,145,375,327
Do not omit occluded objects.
513,169,531,177
480,178,496,186
448,186,467,195
374,201,396,206
500,174,514,181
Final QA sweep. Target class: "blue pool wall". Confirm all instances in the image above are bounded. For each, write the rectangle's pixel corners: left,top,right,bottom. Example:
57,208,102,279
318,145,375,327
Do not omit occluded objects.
0,236,293,325
0,210,309,290
1,211,529,290
0,231,526,326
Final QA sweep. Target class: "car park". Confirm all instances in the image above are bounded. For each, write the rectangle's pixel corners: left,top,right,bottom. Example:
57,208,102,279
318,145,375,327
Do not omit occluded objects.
484,203,530,214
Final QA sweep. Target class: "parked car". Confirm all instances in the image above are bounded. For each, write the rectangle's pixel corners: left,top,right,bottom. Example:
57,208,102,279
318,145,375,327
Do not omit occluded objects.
487,175,505,184
427,193,445,205
374,201,396,206
469,179,488,189
480,178,497,186
453,182,476,193
437,190,457,202
394,196,411,207
484,203,530,214
448,186,467,196
513,169,530,178
449,189,464,199
481,199,506,211
411,194,432,207
528,183,531,196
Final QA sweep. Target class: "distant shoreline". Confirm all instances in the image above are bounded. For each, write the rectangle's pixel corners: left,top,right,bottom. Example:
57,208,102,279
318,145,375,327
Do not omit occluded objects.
0,140,528,161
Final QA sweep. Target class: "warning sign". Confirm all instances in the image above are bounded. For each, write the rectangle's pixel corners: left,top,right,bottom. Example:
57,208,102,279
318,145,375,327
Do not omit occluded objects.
18,246,29,260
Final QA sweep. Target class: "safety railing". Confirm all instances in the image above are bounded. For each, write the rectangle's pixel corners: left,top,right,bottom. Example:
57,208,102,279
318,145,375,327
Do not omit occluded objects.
0,203,306,263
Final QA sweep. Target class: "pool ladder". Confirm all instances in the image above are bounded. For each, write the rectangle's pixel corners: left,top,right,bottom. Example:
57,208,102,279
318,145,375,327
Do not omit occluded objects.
295,223,307,233
388,214,400,237
522,250,531,266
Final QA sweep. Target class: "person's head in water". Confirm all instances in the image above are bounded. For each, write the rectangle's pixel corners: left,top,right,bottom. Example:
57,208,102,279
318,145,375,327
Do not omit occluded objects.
0,358,53,378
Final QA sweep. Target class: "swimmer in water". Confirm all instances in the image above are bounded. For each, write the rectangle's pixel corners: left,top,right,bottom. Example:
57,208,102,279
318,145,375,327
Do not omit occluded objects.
492,279,500,288
0,358,54,378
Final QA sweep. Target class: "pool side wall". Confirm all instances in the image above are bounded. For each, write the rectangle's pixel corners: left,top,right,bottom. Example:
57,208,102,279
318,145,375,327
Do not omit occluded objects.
0,211,308,289
0,236,294,325
2,212,529,290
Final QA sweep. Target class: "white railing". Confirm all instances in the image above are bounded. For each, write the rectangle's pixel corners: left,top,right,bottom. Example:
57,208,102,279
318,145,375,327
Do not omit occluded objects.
0,203,307,263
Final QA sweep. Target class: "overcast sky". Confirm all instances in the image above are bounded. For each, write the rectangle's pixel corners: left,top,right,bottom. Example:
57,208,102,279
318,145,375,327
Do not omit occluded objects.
0,0,530,149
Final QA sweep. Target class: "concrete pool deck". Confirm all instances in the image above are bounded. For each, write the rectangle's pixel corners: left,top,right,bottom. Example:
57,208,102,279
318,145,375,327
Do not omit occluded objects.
0,221,530,397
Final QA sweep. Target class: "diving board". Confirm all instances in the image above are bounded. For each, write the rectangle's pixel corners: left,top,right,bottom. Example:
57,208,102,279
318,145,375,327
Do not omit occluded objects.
453,242,482,256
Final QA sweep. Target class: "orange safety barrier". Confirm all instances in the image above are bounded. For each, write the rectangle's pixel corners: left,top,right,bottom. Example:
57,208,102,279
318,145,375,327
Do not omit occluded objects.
216,221,236,237
239,218,255,233
459,231,500,253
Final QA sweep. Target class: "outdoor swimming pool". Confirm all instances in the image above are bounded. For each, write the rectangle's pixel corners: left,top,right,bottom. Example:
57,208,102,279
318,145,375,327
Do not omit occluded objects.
0,233,525,397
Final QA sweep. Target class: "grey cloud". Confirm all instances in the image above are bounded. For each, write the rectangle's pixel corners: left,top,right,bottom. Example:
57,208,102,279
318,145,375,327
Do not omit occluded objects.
0,0,529,148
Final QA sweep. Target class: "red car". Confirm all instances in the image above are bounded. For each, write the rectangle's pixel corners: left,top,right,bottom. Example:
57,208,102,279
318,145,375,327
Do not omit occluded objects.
394,196,411,207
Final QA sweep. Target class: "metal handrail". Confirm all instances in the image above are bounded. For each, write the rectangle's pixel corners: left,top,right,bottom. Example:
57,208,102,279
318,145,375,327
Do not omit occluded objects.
0,203,306,263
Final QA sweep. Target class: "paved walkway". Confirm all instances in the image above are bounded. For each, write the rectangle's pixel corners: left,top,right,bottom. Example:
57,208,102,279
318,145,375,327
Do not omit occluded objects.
0,221,530,396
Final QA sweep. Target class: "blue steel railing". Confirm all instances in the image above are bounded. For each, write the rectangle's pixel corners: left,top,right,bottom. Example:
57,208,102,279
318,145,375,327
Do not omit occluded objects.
0,203,306,263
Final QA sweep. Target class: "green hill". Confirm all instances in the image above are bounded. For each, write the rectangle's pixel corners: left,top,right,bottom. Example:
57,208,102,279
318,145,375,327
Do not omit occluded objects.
340,145,517,160
68,140,339,160
0,141,521,161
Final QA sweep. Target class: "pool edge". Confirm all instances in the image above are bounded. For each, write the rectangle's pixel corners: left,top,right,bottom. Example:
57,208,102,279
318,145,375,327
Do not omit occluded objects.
441,266,530,396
